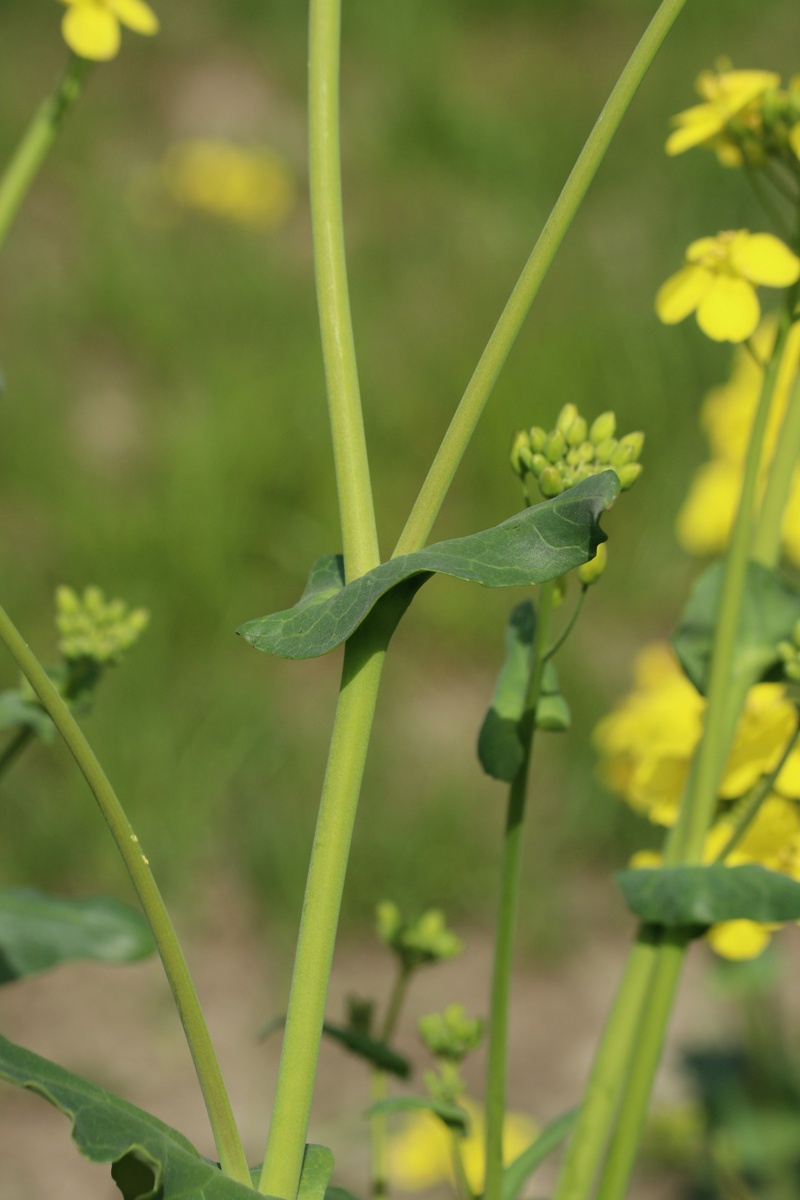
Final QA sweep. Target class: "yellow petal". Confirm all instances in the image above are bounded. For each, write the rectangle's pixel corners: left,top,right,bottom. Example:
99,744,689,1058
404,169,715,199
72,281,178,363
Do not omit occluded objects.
655,265,712,324
686,235,728,265
730,232,800,287
675,460,740,555
665,106,726,155
62,4,121,59
107,0,159,35
705,920,772,960
696,275,760,342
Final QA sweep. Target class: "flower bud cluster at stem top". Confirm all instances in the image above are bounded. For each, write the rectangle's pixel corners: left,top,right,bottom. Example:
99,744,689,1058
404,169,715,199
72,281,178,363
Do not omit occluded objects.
376,902,463,971
510,404,644,497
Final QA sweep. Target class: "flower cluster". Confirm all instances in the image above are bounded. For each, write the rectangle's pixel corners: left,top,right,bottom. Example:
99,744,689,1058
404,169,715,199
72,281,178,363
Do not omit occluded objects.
655,231,800,343
676,319,800,563
666,66,800,169
58,0,159,62
510,404,644,499
595,643,800,958
376,902,463,971
55,585,149,665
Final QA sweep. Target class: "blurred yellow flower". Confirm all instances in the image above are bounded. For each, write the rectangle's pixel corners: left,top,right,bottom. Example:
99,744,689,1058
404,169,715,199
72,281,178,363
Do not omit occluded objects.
666,68,779,163
59,0,158,61
594,643,800,827
677,320,800,564
704,920,773,960
160,140,295,229
655,231,800,343
389,1099,536,1194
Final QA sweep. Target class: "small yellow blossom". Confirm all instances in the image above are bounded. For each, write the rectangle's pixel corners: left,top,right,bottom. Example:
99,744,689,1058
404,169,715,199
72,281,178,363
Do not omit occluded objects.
656,231,800,343
389,1099,537,1194
666,68,780,162
59,0,158,61
160,140,295,229
705,920,774,960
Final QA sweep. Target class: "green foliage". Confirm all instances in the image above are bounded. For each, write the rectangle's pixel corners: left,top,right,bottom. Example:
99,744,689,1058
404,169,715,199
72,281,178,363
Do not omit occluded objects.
365,1095,469,1133
0,688,52,738
502,1108,576,1200
0,1033,257,1198
238,472,619,659
296,1144,335,1200
673,562,800,696
616,865,800,927
0,889,155,984
321,1022,411,1079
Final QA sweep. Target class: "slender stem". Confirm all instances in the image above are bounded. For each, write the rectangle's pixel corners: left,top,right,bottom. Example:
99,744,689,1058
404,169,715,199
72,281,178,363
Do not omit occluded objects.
0,604,250,1183
544,586,588,663
259,613,395,1198
0,56,90,255
752,372,800,568
593,934,686,1200
743,166,794,242
370,964,413,1200
0,726,34,778
309,0,379,581
551,929,663,1200
713,721,800,864
483,582,555,1200
450,1129,476,1200
392,0,689,556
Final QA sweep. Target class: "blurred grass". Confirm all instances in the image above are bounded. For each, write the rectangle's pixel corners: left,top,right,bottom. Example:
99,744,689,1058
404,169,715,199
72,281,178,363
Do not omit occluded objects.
0,0,795,953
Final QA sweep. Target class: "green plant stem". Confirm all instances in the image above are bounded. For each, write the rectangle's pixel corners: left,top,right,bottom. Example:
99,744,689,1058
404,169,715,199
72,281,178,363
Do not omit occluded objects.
743,166,794,243
451,1129,476,1200
392,0,689,557
550,928,662,1200
752,372,800,568
0,726,34,778
483,581,555,1200
259,615,393,1198
370,963,414,1199
308,0,379,581
544,585,588,662
0,604,250,1184
0,56,89,255
713,721,800,863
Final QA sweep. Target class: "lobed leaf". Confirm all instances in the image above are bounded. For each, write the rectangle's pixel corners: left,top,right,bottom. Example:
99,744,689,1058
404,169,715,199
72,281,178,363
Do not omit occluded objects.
239,473,619,660
616,864,800,927
673,561,800,695
0,1033,258,1198
0,890,155,986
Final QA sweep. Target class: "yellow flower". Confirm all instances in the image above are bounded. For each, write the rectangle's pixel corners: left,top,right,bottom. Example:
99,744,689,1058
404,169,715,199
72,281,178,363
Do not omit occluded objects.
160,141,295,229
705,920,773,960
655,231,800,343
59,0,159,61
594,644,800,828
388,1099,537,1194
677,320,800,563
666,68,780,162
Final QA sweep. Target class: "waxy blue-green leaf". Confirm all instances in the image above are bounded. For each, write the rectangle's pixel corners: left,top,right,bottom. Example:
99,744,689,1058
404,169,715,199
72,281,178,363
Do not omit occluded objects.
239,473,619,660
0,1033,258,1198
478,604,571,782
617,864,800,927
365,1095,469,1133
0,689,52,738
502,1109,576,1200
673,561,800,695
0,890,155,986
297,1144,334,1200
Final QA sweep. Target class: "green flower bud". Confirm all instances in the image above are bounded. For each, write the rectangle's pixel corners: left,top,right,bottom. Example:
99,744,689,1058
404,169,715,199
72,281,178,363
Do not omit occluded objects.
565,447,582,467
544,429,566,463
418,1004,484,1063
538,465,564,497
565,416,588,447
375,900,403,946
594,437,618,464
528,426,548,453
590,411,616,445
577,440,595,464
376,902,462,969
616,461,643,490
55,585,149,665
556,403,579,435
510,429,533,476
578,542,607,585
616,431,645,462
610,441,636,468
530,453,548,477
573,463,593,484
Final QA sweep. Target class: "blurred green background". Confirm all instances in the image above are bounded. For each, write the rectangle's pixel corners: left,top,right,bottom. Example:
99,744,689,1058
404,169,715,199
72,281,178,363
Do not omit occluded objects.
0,0,795,954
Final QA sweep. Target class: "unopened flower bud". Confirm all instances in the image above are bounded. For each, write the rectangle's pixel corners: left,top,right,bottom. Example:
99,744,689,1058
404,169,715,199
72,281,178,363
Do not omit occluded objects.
530,453,548,477
578,542,607,585
418,1004,484,1063
565,416,588,447
594,437,618,464
617,431,645,461
577,440,595,464
544,430,566,463
616,462,643,490
510,430,533,476
590,411,616,445
538,465,564,497
566,447,582,467
556,403,579,435
529,426,548,453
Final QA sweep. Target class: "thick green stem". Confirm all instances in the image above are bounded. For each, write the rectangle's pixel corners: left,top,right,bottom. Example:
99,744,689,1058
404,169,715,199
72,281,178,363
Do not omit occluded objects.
259,616,393,1198
393,0,689,556
0,604,250,1184
309,0,379,581
550,930,662,1200
0,56,89,255
370,964,413,1200
483,581,555,1200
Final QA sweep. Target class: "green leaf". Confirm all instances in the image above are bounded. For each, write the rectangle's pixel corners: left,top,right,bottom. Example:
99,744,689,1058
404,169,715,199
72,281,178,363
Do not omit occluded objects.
536,661,571,733
239,473,619,660
0,1033,257,1197
298,1144,334,1200
673,561,800,695
0,890,155,986
616,864,800,927
365,1096,468,1133
502,1109,576,1200
321,1022,411,1079
0,689,53,738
